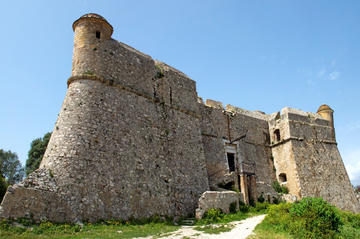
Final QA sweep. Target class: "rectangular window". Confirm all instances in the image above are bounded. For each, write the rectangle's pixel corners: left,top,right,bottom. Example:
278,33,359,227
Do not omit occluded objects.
96,31,101,39
227,153,235,172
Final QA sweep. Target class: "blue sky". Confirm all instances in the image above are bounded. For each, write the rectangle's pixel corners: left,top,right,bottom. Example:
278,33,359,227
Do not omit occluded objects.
1,1,360,184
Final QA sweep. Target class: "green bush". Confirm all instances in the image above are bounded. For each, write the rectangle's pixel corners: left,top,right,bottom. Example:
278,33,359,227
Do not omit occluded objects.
257,193,265,203
266,202,292,229
203,209,224,224
254,202,270,212
272,181,289,194
289,197,342,238
238,201,249,213
229,202,237,213
272,196,280,204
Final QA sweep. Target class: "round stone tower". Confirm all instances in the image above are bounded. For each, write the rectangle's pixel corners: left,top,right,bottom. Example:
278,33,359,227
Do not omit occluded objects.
72,13,113,76
317,104,336,140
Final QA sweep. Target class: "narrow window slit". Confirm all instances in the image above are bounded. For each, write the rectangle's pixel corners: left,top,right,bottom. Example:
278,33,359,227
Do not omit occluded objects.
227,153,235,172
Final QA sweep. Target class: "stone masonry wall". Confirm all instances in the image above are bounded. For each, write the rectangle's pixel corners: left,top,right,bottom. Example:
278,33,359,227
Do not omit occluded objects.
0,23,209,222
199,103,277,198
270,108,360,213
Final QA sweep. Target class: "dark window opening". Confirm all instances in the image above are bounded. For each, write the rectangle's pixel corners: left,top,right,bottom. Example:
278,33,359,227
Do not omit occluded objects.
227,153,235,172
96,31,101,39
279,173,287,183
274,129,281,141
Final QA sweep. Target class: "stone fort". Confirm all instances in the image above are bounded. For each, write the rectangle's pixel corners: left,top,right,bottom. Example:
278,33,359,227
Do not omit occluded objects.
1,13,359,222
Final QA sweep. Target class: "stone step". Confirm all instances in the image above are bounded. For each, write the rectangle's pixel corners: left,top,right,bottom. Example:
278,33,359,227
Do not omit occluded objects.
179,218,196,226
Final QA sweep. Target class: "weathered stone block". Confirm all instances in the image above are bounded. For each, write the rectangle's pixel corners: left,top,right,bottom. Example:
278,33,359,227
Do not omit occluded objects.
195,191,243,219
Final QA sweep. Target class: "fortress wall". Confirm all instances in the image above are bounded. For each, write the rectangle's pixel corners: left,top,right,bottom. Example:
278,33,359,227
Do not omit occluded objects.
199,103,277,197
2,34,209,222
153,61,199,114
270,108,360,213
199,104,228,187
291,140,360,212
269,112,302,197
228,108,277,198
270,141,301,197
72,25,155,98
27,78,209,222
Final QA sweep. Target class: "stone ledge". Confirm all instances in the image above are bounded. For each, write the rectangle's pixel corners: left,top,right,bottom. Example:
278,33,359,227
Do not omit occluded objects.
270,137,337,148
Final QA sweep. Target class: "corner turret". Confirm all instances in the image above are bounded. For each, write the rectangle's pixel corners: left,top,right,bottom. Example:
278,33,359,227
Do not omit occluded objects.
71,13,113,77
317,104,335,140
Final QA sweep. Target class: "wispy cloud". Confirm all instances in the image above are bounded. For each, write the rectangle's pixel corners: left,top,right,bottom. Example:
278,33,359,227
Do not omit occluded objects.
303,60,341,86
328,71,340,81
344,149,360,185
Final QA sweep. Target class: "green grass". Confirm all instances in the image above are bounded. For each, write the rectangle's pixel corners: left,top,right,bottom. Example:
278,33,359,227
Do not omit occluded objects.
0,222,179,239
0,202,270,238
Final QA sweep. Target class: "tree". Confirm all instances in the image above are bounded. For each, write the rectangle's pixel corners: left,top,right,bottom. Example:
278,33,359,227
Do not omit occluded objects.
0,149,24,185
0,175,8,201
26,132,52,176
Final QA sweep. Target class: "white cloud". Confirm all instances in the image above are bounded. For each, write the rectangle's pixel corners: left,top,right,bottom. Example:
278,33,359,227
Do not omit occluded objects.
344,149,360,185
328,71,340,81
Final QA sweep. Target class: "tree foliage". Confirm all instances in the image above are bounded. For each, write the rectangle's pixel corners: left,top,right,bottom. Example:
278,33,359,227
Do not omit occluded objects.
0,175,8,202
0,149,24,185
26,132,52,176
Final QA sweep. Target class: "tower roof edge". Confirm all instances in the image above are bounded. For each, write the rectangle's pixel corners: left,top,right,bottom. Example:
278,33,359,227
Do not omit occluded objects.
72,13,113,34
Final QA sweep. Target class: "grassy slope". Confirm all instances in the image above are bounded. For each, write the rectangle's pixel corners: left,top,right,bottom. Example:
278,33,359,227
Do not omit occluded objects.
0,204,268,239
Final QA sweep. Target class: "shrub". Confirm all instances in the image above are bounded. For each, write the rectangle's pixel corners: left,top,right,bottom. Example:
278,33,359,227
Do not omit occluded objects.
203,209,224,224
238,201,249,213
272,181,289,194
265,202,292,232
229,202,237,213
155,65,164,79
289,197,342,238
254,202,270,212
258,193,265,203
272,196,280,204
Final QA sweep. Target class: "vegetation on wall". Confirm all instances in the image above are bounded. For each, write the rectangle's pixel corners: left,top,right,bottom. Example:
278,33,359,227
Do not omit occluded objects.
272,181,289,194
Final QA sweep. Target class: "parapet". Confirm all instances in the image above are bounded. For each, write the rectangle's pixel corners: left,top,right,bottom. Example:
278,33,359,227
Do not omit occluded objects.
205,99,223,110
225,104,270,121
72,13,113,36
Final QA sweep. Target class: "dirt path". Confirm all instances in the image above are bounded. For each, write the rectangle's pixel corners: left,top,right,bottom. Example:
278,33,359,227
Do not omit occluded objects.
137,214,266,239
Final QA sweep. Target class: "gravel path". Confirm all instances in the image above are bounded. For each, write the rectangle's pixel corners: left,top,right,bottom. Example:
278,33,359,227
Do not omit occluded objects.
137,214,266,239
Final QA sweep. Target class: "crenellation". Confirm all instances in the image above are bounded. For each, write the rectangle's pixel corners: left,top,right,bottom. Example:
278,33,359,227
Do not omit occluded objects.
1,13,359,222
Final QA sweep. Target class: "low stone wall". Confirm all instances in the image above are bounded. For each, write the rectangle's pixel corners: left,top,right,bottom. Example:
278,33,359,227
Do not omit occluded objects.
195,191,243,219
